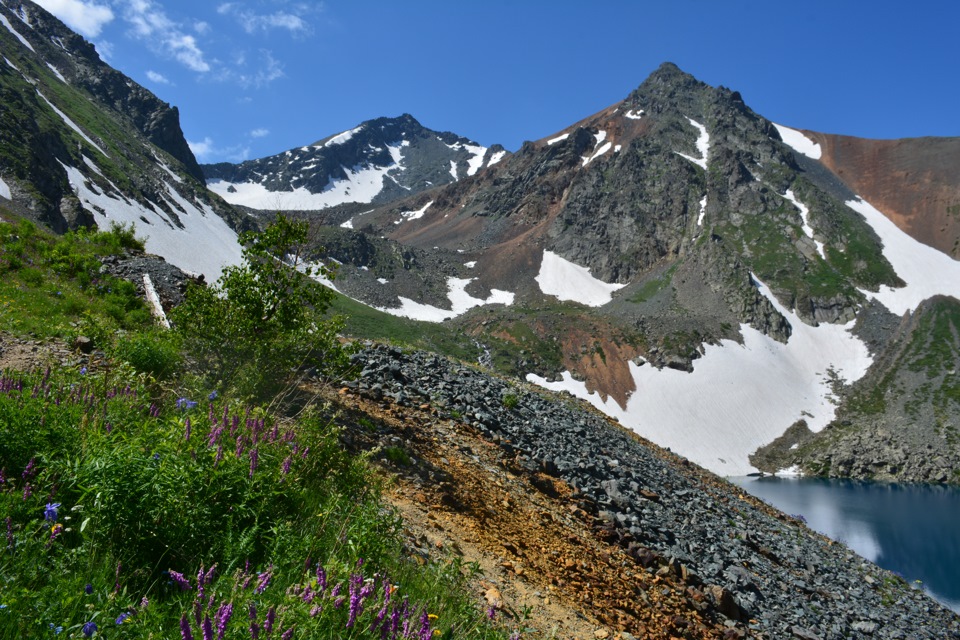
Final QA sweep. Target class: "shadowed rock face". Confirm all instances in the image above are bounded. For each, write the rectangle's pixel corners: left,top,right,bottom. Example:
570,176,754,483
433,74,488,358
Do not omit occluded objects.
810,132,960,259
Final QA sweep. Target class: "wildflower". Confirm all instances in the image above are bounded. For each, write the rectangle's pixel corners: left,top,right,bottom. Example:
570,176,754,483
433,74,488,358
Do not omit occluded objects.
248,602,260,640
44,502,61,523
115,612,132,624
80,367,86,375
281,455,292,476
309,605,321,617
140,597,149,609
22,458,36,480
81,620,97,637
315,565,327,593
168,570,192,591
418,609,432,640
487,605,497,620
180,615,194,640
249,448,258,478
85,583,93,595
184,417,192,441
201,615,213,640
254,569,271,594
5,517,13,549
177,397,198,411
48,623,63,634
208,390,218,401
280,628,294,640
48,523,64,542
264,607,275,635
215,602,233,640
509,632,521,640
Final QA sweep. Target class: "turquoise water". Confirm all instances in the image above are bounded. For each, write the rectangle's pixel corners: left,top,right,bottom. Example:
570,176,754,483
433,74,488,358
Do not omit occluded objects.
730,476,960,612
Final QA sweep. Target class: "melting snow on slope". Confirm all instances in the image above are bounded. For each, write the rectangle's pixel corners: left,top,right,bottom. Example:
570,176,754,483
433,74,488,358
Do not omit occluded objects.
487,150,506,166
449,160,458,180
61,163,242,282
375,278,514,322
547,133,569,146
395,201,433,224
0,13,34,52
773,123,822,160
209,143,407,210
0,175,11,199
582,131,612,167
324,126,363,147
535,250,626,307
696,195,707,226
847,197,960,315
528,276,872,476
675,118,709,169
783,190,825,258
46,63,66,83
36,91,109,157
625,109,644,120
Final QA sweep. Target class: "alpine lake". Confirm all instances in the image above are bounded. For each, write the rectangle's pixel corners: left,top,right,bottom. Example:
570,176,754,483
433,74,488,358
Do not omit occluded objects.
730,476,960,613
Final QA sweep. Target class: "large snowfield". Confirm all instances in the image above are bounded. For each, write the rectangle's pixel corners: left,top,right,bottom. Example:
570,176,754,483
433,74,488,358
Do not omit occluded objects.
527,126,960,477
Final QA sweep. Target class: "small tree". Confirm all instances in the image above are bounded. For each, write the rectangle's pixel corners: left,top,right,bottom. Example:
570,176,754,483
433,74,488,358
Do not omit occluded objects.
172,214,351,398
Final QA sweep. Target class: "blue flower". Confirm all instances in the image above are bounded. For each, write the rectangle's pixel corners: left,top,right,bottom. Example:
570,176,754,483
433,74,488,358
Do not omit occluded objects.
84,583,93,595
43,502,61,523
176,397,198,411
80,367,87,375
82,620,97,637
115,612,131,624
208,390,218,401
48,622,63,634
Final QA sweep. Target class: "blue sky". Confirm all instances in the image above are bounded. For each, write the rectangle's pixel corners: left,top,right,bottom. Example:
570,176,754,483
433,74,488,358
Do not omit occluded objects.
34,0,960,164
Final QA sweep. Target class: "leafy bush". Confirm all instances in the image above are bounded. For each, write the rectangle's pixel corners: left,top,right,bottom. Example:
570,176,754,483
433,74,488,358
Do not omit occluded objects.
112,330,181,379
172,214,352,399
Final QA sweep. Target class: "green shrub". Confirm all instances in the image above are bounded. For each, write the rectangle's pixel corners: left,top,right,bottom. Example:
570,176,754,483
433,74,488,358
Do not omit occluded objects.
112,331,182,378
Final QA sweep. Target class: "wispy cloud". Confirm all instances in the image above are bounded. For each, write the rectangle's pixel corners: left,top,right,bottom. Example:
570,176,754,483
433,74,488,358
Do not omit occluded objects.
226,49,284,89
119,0,211,73
250,128,269,138
188,136,250,163
145,70,170,84
216,2,311,36
33,0,114,38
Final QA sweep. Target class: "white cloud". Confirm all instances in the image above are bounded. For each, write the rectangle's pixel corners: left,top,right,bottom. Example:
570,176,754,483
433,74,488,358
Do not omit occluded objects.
193,20,210,35
145,69,169,84
188,137,214,159
119,0,211,73
250,128,269,138
230,49,284,88
33,0,114,38
188,137,249,163
217,3,310,35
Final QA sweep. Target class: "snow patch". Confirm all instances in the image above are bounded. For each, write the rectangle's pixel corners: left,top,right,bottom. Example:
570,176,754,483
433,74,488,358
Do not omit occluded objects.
535,250,626,307
395,201,433,224
696,195,707,226
45,63,66,83
547,133,569,146
154,154,183,183
527,275,872,476
449,160,458,180
375,278,514,322
487,150,506,166
340,218,354,229
61,163,242,282
464,261,477,269
773,123,822,160
625,109,644,120
675,118,709,169
0,175,11,199
582,131,612,167
209,143,407,210
324,125,363,147
464,144,487,176
614,144,622,153
377,278,388,284
3,56,19,71
142,274,170,329
36,90,109,157
847,197,960,315
0,13,34,52
783,190,825,258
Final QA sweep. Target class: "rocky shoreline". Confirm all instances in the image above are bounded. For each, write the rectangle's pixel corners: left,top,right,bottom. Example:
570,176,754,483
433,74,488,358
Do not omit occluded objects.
344,343,960,639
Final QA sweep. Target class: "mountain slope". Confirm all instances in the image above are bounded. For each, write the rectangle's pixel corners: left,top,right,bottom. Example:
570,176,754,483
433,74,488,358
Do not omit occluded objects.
202,113,508,211
0,0,245,281
276,63,960,480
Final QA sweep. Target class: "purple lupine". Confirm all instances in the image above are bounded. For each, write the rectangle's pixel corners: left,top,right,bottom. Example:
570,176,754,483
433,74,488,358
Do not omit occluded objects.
248,602,260,640
300,447,310,460
301,585,314,603
235,435,245,458
115,562,123,592
22,458,36,480
201,614,213,640
215,602,233,640
248,448,259,478
309,605,321,617
254,569,271,594
280,628,294,640
281,455,292,476
215,443,224,467
184,417,192,441
6,516,13,549
197,566,206,600
22,482,32,500
180,615,194,640
169,570,192,591
417,609,432,640
264,607,275,635
207,425,223,448
315,565,327,594
330,583,342,599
